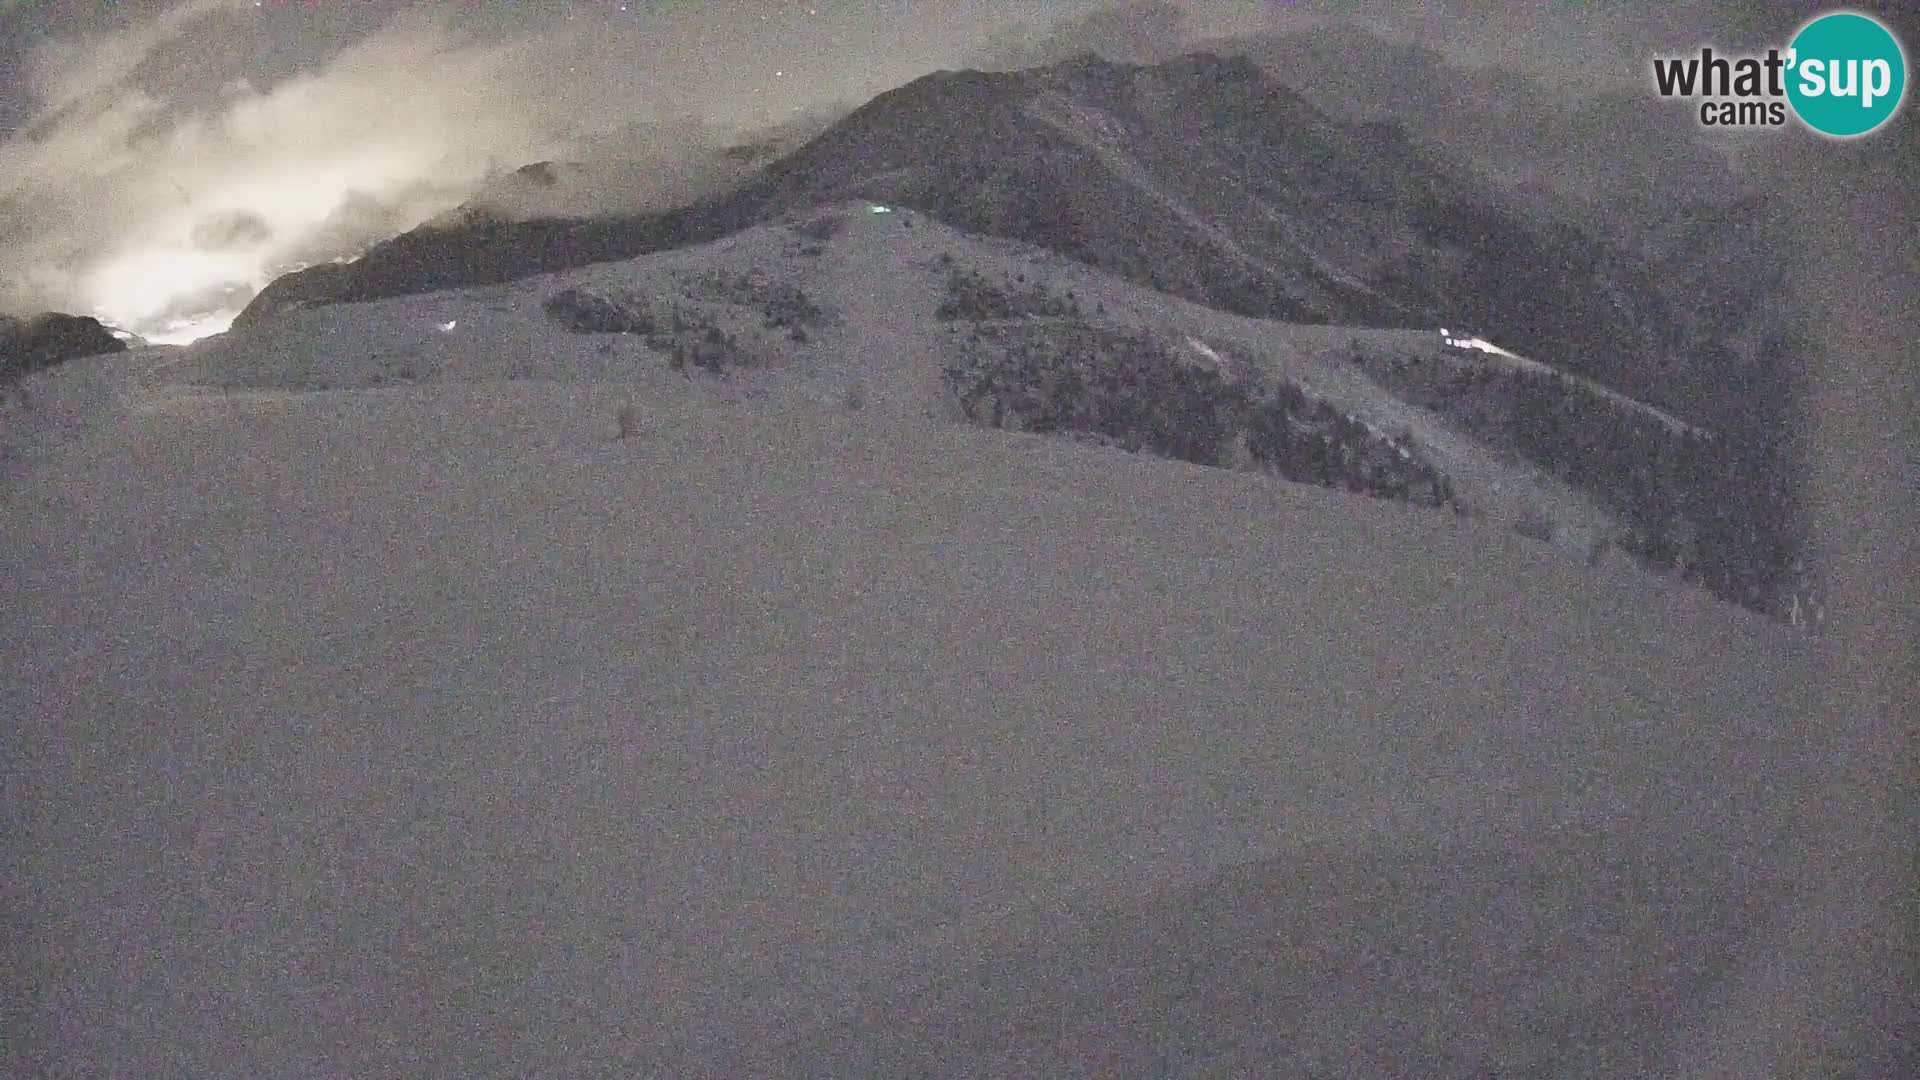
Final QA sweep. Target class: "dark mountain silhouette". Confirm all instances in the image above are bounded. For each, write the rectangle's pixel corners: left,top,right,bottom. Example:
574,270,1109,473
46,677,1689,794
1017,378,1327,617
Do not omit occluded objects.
234,210,729,327
1218,23,1802,465
1,312,128,384
739,50,1701,409
1224,24,1750,241
422,161,593,231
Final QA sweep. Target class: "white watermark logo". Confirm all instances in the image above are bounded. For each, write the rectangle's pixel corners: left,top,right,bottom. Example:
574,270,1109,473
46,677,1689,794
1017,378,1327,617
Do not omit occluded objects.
1651,10,1906,137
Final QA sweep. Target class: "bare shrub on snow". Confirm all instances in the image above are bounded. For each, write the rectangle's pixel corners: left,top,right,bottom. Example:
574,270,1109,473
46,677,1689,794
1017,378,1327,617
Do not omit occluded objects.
935,266,1081,322
543,288,657,335
685,269,831,333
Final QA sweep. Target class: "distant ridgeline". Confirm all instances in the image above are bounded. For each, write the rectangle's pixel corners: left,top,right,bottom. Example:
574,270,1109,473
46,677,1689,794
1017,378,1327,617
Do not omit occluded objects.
1,313,128,385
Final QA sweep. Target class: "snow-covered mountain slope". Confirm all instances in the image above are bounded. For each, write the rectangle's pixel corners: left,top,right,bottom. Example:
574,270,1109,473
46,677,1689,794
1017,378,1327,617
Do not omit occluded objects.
223,47,1804,615
2,202,1895,1077
238,53,1690,418
177,204,1627,562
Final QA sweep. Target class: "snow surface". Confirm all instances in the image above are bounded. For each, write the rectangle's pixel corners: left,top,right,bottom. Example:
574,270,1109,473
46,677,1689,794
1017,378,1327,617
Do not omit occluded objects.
3,205,1903,1076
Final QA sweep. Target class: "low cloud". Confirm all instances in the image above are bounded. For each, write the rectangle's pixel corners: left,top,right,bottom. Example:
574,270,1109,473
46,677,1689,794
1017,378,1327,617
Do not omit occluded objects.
963,1,1198,70
0,3,848,341
189,208,273,252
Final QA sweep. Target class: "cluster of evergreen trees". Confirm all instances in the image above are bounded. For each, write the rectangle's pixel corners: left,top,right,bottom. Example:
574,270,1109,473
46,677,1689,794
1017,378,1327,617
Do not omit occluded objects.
1347,343,1800,615
1243,380,1457,508
685,270,828,338
942,324,1456,510
934,264,1084,322
543,287,656,335
542,287,739,375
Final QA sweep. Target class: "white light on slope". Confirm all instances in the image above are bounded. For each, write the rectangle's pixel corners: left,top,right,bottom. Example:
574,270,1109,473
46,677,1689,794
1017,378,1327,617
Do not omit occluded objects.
1442,333,1518,358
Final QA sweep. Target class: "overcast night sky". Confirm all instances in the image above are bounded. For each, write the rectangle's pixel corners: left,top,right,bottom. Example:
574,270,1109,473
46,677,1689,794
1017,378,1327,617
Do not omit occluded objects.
0,1,1907,338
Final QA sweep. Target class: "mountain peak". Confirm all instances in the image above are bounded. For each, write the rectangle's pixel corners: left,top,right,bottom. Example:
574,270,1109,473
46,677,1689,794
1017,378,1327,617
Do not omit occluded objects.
242,47,1676,416
513,161,570,187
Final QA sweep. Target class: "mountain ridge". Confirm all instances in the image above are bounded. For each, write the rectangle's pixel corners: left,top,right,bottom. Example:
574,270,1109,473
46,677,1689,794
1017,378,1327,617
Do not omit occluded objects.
1,312,129,385
224,49,1806,612
239,51,1687,416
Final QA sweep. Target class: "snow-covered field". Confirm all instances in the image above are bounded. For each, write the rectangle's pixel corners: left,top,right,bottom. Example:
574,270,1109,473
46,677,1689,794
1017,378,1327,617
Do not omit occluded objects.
2,206,1903,1076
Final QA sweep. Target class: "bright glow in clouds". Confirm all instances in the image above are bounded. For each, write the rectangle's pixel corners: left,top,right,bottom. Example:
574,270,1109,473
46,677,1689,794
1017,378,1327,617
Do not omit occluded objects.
0,2,1785,345
80,150,442,340
1,0,1240,342
84,250,258,339
0,3,813,343
0,8,539,340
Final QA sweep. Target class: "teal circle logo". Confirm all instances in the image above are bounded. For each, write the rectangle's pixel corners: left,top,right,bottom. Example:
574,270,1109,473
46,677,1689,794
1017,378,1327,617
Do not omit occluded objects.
1786,12,1907,137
